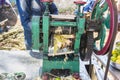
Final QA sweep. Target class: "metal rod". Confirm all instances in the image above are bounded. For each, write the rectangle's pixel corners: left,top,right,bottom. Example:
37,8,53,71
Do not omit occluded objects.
50,21,76,27
48,51,74,56
103,52,111,80
89,57,92,78
104,18,118,80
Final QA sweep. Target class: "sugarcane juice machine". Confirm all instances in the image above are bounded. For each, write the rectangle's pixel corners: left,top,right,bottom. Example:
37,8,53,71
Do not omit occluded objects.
31,0,118,76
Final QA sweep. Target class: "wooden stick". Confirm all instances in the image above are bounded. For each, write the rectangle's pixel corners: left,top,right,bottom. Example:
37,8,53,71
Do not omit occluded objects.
46,72,59,78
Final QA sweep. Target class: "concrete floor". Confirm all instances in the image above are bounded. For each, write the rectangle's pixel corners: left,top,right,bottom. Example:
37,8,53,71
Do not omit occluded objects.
0,50,91,80
0,50,42,80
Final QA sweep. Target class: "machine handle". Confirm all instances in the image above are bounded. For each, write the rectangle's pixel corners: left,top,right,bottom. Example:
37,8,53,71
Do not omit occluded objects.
74,0,86,5
41,0,53,2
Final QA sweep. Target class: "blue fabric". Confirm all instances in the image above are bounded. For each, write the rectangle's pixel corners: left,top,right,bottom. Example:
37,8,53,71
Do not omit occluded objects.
74,0,96,14
83,0,95,12
16,0,58,50
0,28,3,33
0,0,5,5
0,0,9,5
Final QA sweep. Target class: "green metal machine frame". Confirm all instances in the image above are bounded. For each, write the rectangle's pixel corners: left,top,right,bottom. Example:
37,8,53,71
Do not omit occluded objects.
32,2,86,74
31,0,117,76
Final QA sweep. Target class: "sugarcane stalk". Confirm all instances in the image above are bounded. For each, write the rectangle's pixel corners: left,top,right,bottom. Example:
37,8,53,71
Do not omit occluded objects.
0,29,23,41
0,19,8,26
